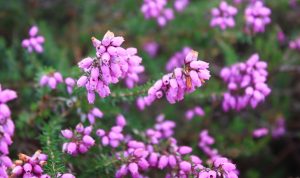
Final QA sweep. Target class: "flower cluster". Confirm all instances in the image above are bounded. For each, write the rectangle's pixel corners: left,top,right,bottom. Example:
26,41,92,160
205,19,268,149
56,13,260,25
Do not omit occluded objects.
145,114,176,144
9,150,49,177
185,106,205,121
22,26,45,53
96,114,126,148
87,107,103,125
210,1,238,30
141,0,174,27
198,130,239,178
77,31,144,103
39,71,64,89
143,41,159,58
289,37,300,51
114,115,238,178
220,53,271,111
198,130,219,158
165,46,191,72
244,1,271,33
62,123,95,156
0,85,17,177
139,50,210,107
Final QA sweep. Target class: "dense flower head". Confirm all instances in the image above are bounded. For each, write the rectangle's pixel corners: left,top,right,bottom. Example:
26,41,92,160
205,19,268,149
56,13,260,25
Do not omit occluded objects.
96,115,126,148
289,37,300,51
210,1,238,30
0,85,17,178
139,50,210,107
62,123,95,156
141,0,174,27
166,46,191,72
77,31,144,103
244,1,271,33
22,26,45,53
185,106,205,120
8,150,49,178
143,41,159,58
221,53,271,111
39,71,64,90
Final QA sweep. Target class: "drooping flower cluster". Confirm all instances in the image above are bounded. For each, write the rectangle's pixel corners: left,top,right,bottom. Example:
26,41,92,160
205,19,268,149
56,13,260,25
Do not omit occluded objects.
0,85,17,178
141,0,174,27
39,72,64,89
87,107,103,125
185,106,205,121
143,41,159,58
198,130,239,178
96,114,126,148
62,123,95,156
77,31,144,103
210,1,238,30
252,127,269,138
220,53,271,111
139,50,210,107
22,26,45,53
165,46,191,71
244,1,271,33
9,150,49,177
289,37,300,51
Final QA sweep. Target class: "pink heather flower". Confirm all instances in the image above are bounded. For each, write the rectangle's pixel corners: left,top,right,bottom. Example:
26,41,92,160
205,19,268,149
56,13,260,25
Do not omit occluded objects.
124,48,145,88
39,72,64,89
178,146,192,155
174,0,189,12
166,47,191,72
289,37,300,51
272,117,285,138
22,26,45,53
62,123,95,156
0,85,17,165
277,31,286,45
65,77,75,94
143,41,159,58
244,1,271,33
210,1,238,30
141,0,174,27
77,31,144,103
221,53,271,111
253,127,269,138
59,173,76,178
185,106,205,120
10,150,49,177
198,130,219,158
141,50,210,106
96,115,126,148
87,107,103,124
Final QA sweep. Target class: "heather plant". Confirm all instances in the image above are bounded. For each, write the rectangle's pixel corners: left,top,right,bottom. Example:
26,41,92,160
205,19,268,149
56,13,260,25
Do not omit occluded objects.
0,0,299,178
